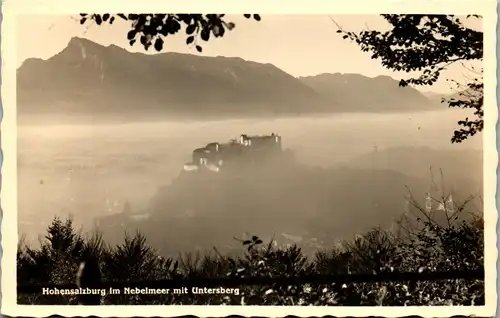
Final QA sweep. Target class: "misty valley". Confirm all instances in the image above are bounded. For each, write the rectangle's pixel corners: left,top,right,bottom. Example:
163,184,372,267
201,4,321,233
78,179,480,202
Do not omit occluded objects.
9,13,489,308
18,110,483,257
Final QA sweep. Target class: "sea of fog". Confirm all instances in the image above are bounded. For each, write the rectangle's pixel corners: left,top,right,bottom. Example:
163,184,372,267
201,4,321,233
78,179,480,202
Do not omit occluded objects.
17,109,482,242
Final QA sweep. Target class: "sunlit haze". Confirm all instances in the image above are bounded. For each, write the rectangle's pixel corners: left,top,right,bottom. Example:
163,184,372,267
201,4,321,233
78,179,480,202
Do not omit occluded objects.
16,14,482,94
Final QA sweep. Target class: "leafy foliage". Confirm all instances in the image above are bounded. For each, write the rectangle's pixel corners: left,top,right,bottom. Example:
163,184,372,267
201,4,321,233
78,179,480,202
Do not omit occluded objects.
18,191,484,305
335,14,484,143
17,218,107,304
446,77,484,143
79,14,261,53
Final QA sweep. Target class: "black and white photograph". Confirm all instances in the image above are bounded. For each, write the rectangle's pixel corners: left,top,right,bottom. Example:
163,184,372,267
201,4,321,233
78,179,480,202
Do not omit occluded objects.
1,0,498,316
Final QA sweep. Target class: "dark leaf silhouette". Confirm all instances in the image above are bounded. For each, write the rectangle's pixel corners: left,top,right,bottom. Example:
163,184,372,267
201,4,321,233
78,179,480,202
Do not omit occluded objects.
154,38,164,52
95,15,102,25
127,30,136,40
79,14,262,54
140,35,151,50
200,29,210,41
186,24,197,35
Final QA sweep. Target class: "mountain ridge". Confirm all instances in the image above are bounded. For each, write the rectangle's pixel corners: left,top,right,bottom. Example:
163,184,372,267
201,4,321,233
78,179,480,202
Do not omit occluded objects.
18,37,439,119
298,73,440,112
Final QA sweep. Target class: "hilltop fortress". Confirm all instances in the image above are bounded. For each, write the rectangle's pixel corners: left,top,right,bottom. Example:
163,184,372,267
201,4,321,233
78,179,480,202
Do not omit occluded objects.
183,133,283,172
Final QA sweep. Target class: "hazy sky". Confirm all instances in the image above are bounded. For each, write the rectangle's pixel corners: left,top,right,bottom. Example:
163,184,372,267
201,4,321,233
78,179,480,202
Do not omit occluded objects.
17,14,483,93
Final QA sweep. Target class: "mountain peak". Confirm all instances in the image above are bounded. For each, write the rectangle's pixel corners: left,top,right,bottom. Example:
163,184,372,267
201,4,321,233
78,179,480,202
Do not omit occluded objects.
68,36,94,44
17,38,331,118
374,75,394,80
67,36,105,50
51,37,103,62
63,37,127,56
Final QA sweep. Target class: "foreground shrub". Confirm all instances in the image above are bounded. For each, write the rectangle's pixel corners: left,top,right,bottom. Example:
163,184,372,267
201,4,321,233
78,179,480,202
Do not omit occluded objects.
17,189,484,305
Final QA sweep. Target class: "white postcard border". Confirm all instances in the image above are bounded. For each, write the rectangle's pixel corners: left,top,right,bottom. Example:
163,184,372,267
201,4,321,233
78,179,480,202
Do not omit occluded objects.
1,0,498,316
